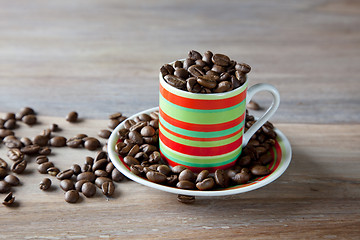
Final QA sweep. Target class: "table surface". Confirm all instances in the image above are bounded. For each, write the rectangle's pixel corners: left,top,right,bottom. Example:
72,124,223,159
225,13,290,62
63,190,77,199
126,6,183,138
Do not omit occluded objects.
1,0,360,239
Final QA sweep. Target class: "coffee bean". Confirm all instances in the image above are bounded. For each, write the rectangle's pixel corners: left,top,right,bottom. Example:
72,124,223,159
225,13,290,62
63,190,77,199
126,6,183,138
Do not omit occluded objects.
94,170,108,177
20,144,40,155
172,165,187,174
75,179,88,192
64,190,79,203
66,111,78,122
149,151,161,164
202,50,213,64
250,165,270,176
111,168,124,182
50,136,67,147
77,172,96,183
213,80,232,93
95,177,112,188
4,112,16,121
17,107,35,120
164,75,186,89
212,53,230,67
124,119,136,130
35,155,49,164
33,135,49,147
140,126,155,137
11,159,27,174
174,60,183,69
82,182,96,197
188,65,204,77
7,149,23,162
22,114,37,125
101,181,115,196
92,159,108,171
2,192,15,206
259,153,273,165
188,50,202,60
47,167,60,176
186,77,201,93
38,162,54,174
109,112,122,119
20,137,32,146
178,169,195,182
105,162,114,173
4,175,20,186
0,168,7,179
166,175,178,186
124,156,140,166
71,164,81,175
214,169,230,188
130,165,143,176
146,171,167,184
177,194,195,204
174,68,189,79
197,75,217,89
60,179,75,191
81,164,92,172
0,158,8,169
128,131,143,145
39,146,51,155
235,70,247,85
4,119,16,129
157,165,171,176
56,169,74,180
196,170,209,183
232,168,251,184
95,151,108,161
84,137,100,150
176,180,195,190
49,123,60,132
75,133,88,139
183,58,195,70
0,180,11,193
85,156,94,165
196,177,215,190
66,137,83,148
238,155,251,166
160,64,175,77
235,62,251,73
98,129,111,139
108,119,120,129
0,129,14,138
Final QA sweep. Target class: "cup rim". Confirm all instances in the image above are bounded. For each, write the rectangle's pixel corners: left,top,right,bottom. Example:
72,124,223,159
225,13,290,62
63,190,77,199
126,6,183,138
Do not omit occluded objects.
159,59,249,97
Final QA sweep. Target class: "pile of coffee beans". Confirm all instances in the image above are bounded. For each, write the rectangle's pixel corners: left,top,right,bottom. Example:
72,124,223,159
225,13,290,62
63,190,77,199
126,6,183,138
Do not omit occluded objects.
161,50,251,93
116,109,276,193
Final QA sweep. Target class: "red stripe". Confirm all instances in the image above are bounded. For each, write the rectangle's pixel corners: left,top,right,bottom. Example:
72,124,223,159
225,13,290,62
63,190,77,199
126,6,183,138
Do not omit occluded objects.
160,151,237,173
159,107,245,132
159,120,244,142
159,131,242,156
160,83,246,110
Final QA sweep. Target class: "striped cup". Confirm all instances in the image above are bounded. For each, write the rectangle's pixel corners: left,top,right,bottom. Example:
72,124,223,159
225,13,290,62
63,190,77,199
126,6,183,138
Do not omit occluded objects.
159,64,280,173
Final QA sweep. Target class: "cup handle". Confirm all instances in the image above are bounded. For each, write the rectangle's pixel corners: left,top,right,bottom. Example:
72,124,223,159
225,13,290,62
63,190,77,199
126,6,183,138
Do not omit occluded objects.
243,83,280,146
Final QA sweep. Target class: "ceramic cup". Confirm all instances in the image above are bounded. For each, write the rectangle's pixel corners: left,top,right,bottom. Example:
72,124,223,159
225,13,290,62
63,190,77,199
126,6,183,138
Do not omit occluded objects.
159,62,280,173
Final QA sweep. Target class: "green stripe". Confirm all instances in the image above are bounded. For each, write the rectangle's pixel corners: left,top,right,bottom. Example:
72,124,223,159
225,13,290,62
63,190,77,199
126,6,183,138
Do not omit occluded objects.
160,124,243,147
160,140,242,164
159,96,246,124
160,116,245,138
160,74,248,100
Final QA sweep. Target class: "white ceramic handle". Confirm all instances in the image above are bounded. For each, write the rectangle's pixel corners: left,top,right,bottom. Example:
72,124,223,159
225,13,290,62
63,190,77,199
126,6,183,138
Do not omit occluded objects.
243,83,280,146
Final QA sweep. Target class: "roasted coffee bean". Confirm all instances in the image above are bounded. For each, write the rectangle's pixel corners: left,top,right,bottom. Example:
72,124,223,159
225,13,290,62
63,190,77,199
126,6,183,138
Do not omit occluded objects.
20,137,32,146
174,60,183,69
261,126,277,139
77,172,96,183
166,175,178,186
188,50,202,60
197,75,217,89
71,164,81,175
33,135,49,147
143,135,158,145
149,151,161,164
47,167,60,176
146,171,167,184
195,59,207,68
212,53,230,67
85,156,94,165
172,165,187,174
60,179,75,191
66,111,78,122
128,131,143,145
4,137,22,149
109,112,122,120
56,169,74,180
135,152,149,162
4,112,16,120
64,190,79,203
247,100,260,110
202,50,213,64
11,159,27,174
105,162,114,173
4,119,16,130
38,162,54,174
95,151,108,162
75,133,88,139
101,181,115,196
50,123,60,132
196,177,215,191
232,168,251,184
0,129,14,138
124,119,136,130
250,165,270,176
41,128,51,139
176,180,196,190
213,81,232,93
0,158,8,169
235,71,247,85
17,107,35,120
22,114,37,125
111,168,124,182
238,155,251,166
98,129,111,139
95,177,112,188
117,129,129,140
177,194,195,204
4,175,19,186
0,180,11,193
186,77,202,93
39,146,51,155
196,170,209,183
129,121,146,132
82,182,96,197
0,168,7,179
75,179,88,192
130,165,143,176
7,148,23,161
21,144,40,155
214,169,230,188
157,165,171,176
66,137,83,148
84,137,100,150
160,64,175,77
183,58,195,70
92,159,108,171
140,144,157,155
94,170,108,177
220,72,231,82
150,111,159,120
164,75,186,89
235,62,251,73
231,75,242,89
81,164,92,172
211,64,226,74
140,126,155,137
2,192,15,206
108,119,120,129
50,136,67,147
188,65,204,77
178,169,196,182
35,155,48,164
174,68,189,79
259,153,273,165
124,156,140,166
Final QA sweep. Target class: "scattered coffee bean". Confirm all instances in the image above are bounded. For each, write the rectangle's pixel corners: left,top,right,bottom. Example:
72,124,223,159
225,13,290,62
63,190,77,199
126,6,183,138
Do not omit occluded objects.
20,145,40,155
38,162,54,174
101,181,115,196
0,168,7,179
177,194,195,204
50,123,60,132
2,192,15,206
17,107,35,120
20,137,32,146
0,180,11,193
176,180,196,190
7,148,24,161
35,155,49,164
0,158,8,169
82,182,96,197
77,172,96,183
39,147,51,155
39,178,52,190
95,177,112,188
11,159,27,174
75,179,88,192
71,164,81,175
4,175,20,186
4,119,16,130
66,111,78,123
22,114,37,125
64,190,79,203
0,129,14,138
60,179,75,191
111,168,124,182
50,136,67,147
98,129,111,139
56,169,74,180
33,135,49,147
84,137,100,150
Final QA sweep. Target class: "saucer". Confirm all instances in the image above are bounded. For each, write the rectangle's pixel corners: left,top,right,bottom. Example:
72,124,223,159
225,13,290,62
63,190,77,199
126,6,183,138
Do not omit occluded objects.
108,107,292,197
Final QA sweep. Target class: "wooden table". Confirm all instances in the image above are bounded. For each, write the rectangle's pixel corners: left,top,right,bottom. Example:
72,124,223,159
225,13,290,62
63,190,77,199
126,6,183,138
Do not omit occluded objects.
0,0,359,239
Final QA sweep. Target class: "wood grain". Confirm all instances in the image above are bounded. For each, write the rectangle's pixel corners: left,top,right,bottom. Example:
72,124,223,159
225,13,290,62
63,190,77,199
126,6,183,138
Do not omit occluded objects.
0,0,359,123
0,114,359,239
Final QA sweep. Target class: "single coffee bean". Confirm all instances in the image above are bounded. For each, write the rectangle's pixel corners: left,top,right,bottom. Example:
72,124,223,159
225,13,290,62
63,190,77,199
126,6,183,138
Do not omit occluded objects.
261,126,277,139
149,151,161,164
84,137,100,150
39,146,51,155
77,172,96,183
95,177,112,188
188,65,205,77
213,81,232,93
214,169,230,188
0,180,11,193
235,62,251,73
188,50,202,60
85,156,94,165
66,137,83,148
56,169,74,180
174,68,189,79
4,136,22,149
98,129,111,139
0,158,8,169
146,171,167,184
196,177,215,191
4,175,20,186
101,181,115,196
105,162,115,173
195,59,207,68
172,165,187,174
71,164,81,175
117,129,129,140
111,168,124,182
60,179,75,191
81,164,92,172
167,175,178,186
38,161,54,174
11,159,27,174
177,194,195,204
109,112,122,119
123,156,140,166
202,50,213,64
108,119,120,129
212,53,230,67
4,112,16,120
235,71,247,85
7,148,24,161
20,137,32,146
157,165,171,176
160,64,175,77
238,155,251,166
124,119,136,130
47,167,60,176
33,135,49,147
139,144,157,155
4,119,16,130
35,155,48,164
75,179,89,192
196,170,209,183
164,75,186,89
2,192,15,206
20,144,40,155
66,111,78,122
178,169,196,182
128,131,143,145
0,129,14,138
92,159,108,171
259,153,273,165
82,182,96,198
232,169,251,184
50,123,60,132
174,60,183,69
219,72,231,82
176,180,196,190
197,75,217,89
0,168,7,179
211,64,226,74
140,126,156,137
231,75,242,89
250,165,270,176
64,190,79,203
22,114,37,125
94,170,108,177
50,136,67,147
94,151,108,161
130,165,143,176
183,58,195,70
